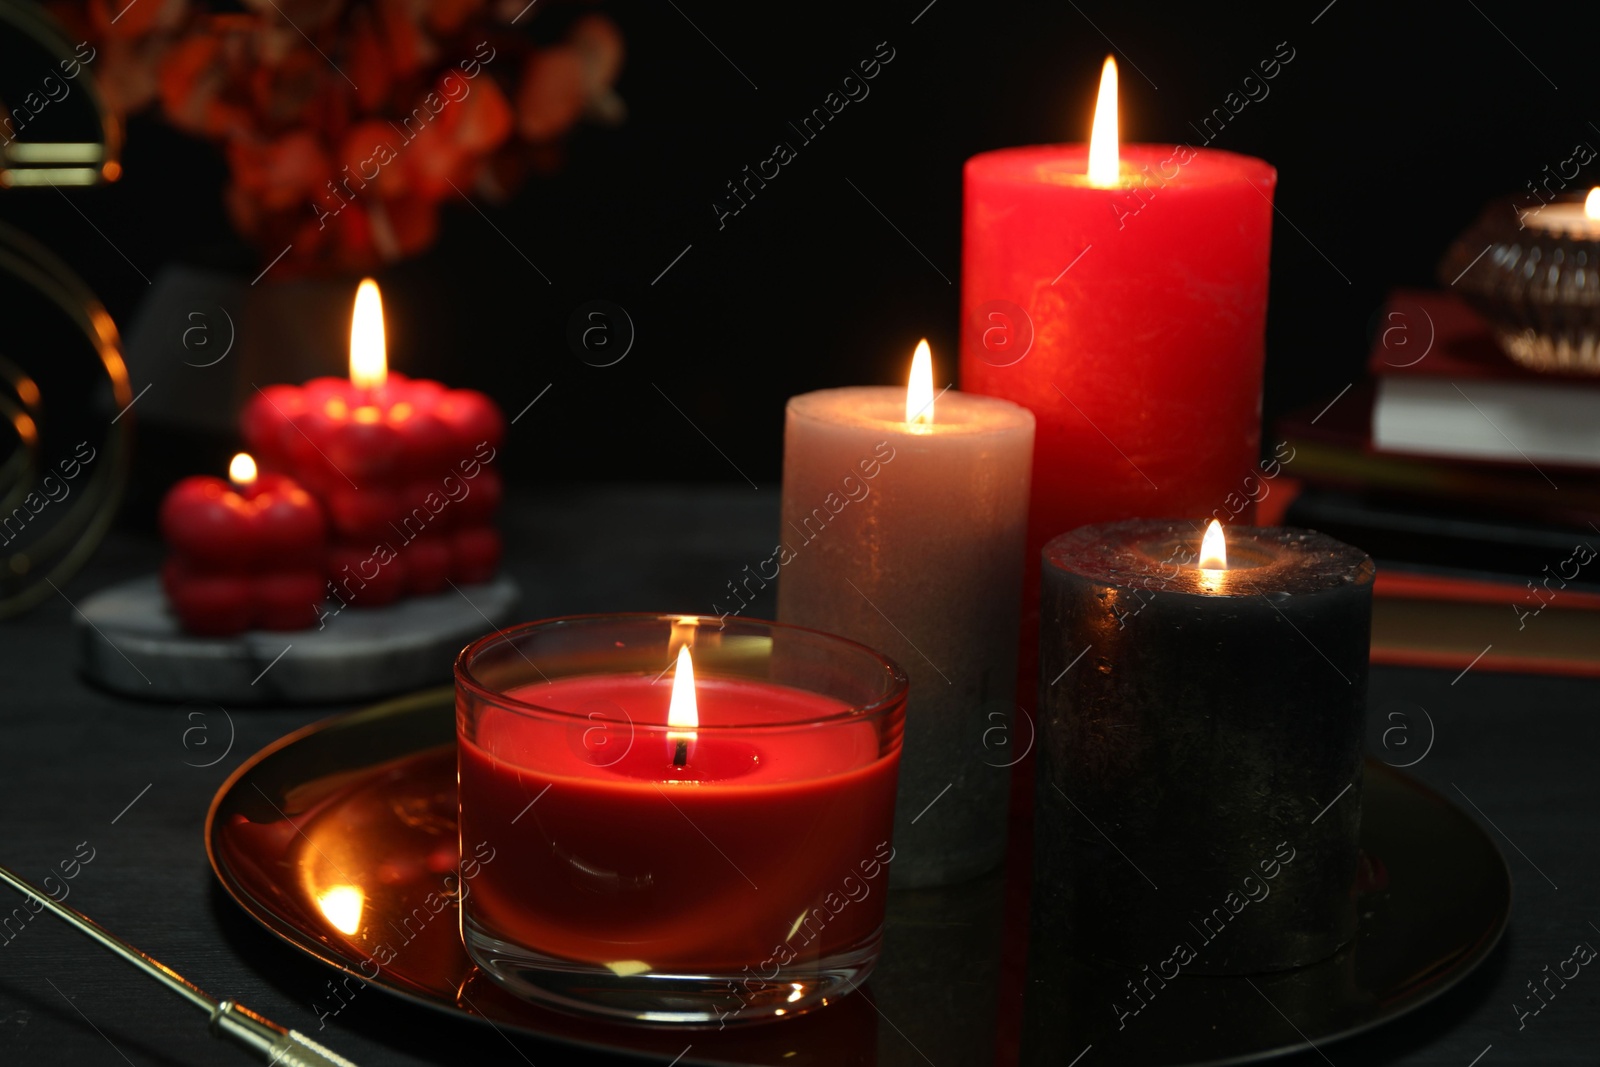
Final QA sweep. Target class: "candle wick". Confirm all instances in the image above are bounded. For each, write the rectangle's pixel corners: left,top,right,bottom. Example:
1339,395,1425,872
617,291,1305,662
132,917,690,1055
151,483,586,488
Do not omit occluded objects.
673,739,688,767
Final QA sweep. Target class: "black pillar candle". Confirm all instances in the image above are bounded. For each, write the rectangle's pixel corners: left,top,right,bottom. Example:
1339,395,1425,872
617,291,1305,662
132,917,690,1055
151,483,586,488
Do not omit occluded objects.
1035,519,1373,974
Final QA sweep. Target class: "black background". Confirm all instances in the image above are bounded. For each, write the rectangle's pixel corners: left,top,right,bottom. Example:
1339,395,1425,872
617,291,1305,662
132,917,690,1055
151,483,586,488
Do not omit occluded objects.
3,0,1596,489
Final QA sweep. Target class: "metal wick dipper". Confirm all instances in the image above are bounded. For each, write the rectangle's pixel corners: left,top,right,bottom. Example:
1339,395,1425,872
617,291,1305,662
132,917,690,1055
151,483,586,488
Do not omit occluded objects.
0,863,360,1067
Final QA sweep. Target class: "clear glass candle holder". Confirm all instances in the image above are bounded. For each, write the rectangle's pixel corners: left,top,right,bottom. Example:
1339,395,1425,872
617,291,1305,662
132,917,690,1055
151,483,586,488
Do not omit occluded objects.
455,614,908,1026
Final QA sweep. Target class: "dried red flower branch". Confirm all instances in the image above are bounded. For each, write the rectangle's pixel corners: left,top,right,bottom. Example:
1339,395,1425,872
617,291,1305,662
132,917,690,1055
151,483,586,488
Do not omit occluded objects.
49,0,623,276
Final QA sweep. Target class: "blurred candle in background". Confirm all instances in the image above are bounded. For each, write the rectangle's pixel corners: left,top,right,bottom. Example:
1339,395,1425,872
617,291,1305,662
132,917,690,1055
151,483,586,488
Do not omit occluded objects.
159,452,326,635
1520,184,1600,235
777,342,1034,887
242,279,505,606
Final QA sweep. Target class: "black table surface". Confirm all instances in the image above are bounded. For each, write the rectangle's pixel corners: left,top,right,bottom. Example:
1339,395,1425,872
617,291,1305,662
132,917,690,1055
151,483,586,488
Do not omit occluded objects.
2,486,1596,1066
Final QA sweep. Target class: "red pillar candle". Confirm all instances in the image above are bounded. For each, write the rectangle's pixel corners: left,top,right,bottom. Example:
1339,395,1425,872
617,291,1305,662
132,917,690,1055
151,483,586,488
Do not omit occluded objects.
959,58,1276,663
241,279,506,607
455,615,907,1025
160,453,327,635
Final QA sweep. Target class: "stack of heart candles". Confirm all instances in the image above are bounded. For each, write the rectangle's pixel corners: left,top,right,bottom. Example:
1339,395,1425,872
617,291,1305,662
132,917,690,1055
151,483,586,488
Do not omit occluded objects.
241,281,505,606
160,453,324,635
159,279,505,636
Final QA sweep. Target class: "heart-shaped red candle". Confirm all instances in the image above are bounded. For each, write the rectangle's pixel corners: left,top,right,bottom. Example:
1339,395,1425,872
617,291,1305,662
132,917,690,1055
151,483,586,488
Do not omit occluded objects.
240,279,504,606
160,454,327,635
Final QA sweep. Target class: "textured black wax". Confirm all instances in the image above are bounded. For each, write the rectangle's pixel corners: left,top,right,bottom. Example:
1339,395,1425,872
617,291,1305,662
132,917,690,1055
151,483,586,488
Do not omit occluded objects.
1035,520,1374,974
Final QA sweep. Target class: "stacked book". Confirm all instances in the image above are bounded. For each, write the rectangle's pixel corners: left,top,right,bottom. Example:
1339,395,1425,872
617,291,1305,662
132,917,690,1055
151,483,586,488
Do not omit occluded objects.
1273,290,1600,677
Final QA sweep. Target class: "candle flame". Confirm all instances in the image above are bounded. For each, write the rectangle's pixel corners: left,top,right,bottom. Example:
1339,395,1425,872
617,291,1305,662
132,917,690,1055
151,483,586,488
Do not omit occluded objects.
316,885,364,935
1586,187,1600,221
668,644,699,742
1087,56,1119,188
228,452,258,488
906,339,935,426
1199,519,1227,570
349,278,387,390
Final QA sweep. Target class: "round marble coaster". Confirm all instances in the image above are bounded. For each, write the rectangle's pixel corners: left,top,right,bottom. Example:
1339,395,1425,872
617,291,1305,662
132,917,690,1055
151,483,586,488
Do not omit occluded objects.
73,574,521,704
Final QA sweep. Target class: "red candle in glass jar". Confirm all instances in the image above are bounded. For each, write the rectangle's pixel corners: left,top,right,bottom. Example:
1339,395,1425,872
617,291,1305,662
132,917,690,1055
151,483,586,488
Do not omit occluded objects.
241,280,505,606
959,58,1275,649
160,453,326,635
459,653,898,973
454,615,909,1033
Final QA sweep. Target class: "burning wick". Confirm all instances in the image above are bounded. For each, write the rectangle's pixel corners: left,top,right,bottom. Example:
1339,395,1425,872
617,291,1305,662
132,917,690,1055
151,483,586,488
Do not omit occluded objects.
349,277,387,392
667,644,698,768
1197,519,1228,593
905,339,935,427
1198,519,1227,571
1087,55,1119,189
228,452,257,490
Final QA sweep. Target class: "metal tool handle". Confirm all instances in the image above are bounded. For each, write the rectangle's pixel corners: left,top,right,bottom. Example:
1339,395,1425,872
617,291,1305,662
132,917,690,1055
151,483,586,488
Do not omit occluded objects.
211,1000,362,1067
267,1030,364,1067
0,863,362,1067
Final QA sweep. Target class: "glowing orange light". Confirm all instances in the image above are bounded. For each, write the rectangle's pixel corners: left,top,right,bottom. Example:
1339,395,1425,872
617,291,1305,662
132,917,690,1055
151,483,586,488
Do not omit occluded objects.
228,452,258,489
1199,519,1227,570
1087,56,1119,188
349,278,387,390
669,615,700,661
1586,187,1600,221
906,339,935,426
13,375,39,409
316,885,364,935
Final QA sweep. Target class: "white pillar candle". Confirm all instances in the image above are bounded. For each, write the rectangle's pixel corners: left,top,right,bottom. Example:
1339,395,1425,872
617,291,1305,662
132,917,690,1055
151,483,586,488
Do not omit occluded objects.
776,342,1034,887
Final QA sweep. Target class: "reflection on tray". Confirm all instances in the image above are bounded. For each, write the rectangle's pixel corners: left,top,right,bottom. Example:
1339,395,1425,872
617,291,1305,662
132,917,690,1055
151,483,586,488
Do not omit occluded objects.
208,691,1509,1067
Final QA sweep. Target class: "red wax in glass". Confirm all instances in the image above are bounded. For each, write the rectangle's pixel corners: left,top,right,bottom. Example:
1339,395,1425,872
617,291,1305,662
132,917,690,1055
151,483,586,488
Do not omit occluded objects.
961,144,1275,549
458,675,900,972
159,473,326,635
242,373,505,603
